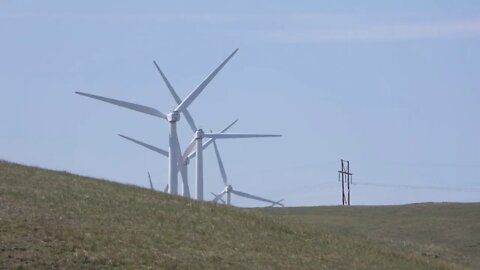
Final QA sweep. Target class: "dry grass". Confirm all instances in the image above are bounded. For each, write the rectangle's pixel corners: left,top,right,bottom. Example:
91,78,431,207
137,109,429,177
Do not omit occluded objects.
263,203,480,269
0,160,474,269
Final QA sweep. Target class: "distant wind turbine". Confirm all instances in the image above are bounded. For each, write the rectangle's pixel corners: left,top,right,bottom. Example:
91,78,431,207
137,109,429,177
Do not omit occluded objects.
210,140,284,207
147,171,168,192
183,130,281,200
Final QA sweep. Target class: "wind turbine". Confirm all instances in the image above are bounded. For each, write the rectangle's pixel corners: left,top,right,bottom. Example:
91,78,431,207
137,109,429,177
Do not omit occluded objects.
209,140,284,207
75,49,238,196
147,172,168,192
117,120,238,198
182,130,281,201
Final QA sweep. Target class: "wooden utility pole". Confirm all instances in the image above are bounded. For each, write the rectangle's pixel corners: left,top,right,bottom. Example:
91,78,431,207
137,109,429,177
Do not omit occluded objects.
338,159,353,205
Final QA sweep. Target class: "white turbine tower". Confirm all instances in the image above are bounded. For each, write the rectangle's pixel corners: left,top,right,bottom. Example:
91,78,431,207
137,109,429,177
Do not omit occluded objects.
183,130,281,201
210,140,284,207
75,49,238,196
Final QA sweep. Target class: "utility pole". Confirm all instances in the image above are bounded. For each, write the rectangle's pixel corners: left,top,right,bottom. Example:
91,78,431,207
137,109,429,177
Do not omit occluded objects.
338,159,353,206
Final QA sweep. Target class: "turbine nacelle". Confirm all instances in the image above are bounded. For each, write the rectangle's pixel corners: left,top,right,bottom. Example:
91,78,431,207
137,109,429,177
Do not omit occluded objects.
167,111,181,122
195,129,205,139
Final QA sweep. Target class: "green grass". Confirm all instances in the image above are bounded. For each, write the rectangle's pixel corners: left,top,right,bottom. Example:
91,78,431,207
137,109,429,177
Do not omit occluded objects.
1,160,478,269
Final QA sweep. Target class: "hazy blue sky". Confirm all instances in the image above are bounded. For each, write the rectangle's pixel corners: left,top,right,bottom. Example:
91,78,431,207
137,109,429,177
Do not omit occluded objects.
1,1,479,206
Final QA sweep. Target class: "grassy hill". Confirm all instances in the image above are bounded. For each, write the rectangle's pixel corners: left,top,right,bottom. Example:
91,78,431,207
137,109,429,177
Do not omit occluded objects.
1,160,478,269
264,204,480,269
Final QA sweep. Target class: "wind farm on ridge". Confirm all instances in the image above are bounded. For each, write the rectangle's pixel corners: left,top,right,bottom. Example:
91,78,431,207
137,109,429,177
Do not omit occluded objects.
75,49,283,207
2,2,480,268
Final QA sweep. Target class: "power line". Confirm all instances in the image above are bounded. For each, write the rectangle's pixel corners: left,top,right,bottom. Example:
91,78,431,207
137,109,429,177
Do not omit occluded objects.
352,181,480,193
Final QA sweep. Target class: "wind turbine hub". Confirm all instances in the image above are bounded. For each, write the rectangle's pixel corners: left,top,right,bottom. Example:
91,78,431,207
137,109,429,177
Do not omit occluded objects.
167,111,180,122
226,185,233,192
195,129,204,139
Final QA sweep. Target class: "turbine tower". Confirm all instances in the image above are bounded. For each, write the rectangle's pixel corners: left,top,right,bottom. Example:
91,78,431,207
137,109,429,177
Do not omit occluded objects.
75,49,238,196
210,140,284,207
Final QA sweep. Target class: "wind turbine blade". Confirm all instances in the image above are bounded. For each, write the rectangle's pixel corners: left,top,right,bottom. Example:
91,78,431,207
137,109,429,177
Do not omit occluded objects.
172,134,190,198
213,140,228,186
164,184,169,193
219,119,239,133
213,190,227,203
210,192,226,203
153,61,197,132
118,134,169,157
187,119,239,159
178,165,190,198
276,199,285,207
174,49,239,112
268,199,285,207
203,133,281,139
231,190,278,205
153,61,181,103
182,138,197,161
182,110,198,133
187,138,212,160
148,172,154,190
75,92,167,119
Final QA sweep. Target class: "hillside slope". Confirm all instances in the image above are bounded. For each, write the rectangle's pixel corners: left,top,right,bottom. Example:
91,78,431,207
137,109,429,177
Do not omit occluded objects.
0,161,474,269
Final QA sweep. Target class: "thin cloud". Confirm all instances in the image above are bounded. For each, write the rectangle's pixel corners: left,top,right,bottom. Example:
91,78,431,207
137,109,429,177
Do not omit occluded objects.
0,12,355,25
0,12,243,23
3,12,480,43
264,19,480,43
